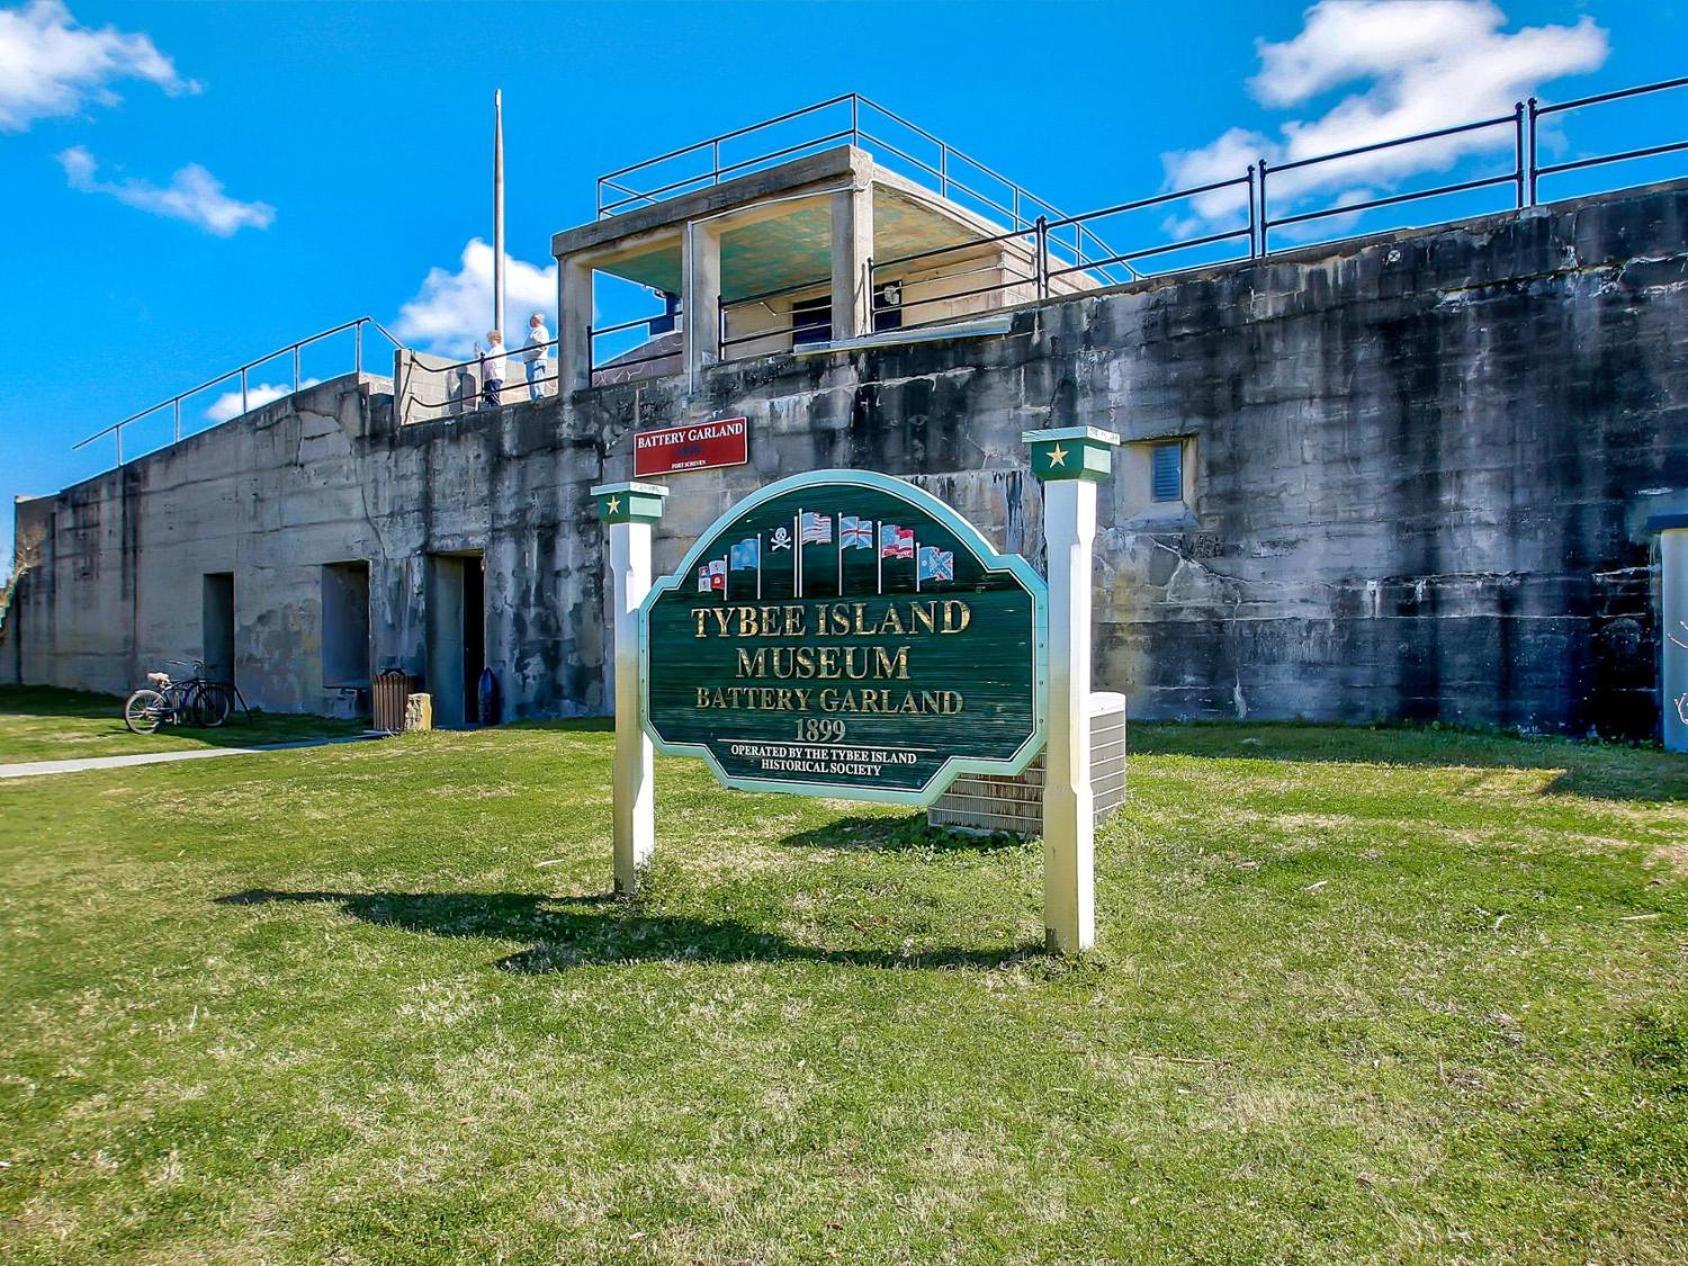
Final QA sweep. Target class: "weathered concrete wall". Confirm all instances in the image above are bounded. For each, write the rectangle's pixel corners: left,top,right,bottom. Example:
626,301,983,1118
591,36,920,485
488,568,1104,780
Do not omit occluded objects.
2,374,608,718
6,180,1686,736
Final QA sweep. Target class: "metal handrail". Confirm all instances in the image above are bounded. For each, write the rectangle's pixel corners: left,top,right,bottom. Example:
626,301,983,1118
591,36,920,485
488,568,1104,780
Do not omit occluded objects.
594,93,1106,244
412,334,558,377
75,316,402,464
595,94,1130,281
1536,73,1688,116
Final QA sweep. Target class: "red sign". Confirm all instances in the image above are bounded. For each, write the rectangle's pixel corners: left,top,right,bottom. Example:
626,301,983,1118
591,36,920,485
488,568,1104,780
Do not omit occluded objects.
633,418,749,478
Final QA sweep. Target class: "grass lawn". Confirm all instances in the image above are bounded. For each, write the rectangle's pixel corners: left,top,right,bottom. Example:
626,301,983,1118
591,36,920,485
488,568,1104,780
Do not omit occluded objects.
0,719,1683,1264
0,685,366,764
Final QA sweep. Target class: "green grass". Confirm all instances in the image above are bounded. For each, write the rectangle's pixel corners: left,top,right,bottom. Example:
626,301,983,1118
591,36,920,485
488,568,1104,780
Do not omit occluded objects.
0,717,1683,1264
0,685,365,763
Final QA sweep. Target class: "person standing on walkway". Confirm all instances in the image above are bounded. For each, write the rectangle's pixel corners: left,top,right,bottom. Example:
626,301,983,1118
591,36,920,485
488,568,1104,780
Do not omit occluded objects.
523,312,552,400
480,330,506,409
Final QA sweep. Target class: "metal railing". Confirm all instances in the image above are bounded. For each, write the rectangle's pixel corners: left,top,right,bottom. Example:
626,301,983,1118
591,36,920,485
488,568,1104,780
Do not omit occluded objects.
595,93,1126,278
588,315,683,383
716,275,833,355
75,316,402,466
846,74,1685,340
75,74,1688,430
399,336,563,418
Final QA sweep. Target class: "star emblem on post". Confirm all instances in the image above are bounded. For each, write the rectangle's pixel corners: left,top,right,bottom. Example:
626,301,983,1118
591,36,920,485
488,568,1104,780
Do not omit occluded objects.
607,495,621,514
1045,444,1069,468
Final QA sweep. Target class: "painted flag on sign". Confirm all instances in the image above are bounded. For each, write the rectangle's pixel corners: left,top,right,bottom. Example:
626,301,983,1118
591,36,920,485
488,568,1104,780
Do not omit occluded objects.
708,558,727,591
696,565,711,593
799,511,832,544
917,546,954,583
880,524,914,558
730,537,759,569
840,515,873,549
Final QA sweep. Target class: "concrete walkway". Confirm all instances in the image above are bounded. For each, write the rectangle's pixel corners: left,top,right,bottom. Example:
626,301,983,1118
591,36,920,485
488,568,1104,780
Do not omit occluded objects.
0,734,383,780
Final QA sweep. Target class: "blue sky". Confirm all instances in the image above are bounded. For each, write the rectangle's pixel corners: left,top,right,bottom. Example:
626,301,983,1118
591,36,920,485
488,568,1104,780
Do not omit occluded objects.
1,0,1683,567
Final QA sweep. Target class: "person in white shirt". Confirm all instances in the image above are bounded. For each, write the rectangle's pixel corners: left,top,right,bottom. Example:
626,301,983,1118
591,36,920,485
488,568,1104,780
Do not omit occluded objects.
480,330,506,408
522,312,552,400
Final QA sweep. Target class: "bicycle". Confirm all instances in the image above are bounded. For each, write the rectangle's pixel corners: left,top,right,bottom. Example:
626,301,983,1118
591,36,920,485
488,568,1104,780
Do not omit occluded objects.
123,660,234,733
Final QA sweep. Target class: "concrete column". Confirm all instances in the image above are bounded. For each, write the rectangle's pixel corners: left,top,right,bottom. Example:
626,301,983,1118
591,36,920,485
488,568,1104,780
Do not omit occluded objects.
683,220,723,379
831,183,874,341
558,252,593,395
1655,514,1688,752
591,480,670,894
1024,425,1121,954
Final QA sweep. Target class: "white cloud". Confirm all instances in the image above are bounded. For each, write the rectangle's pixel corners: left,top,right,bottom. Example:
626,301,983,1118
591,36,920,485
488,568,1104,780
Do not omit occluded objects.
0,0,198,132
58,146,275,235
205,378,319,424
1163,1,1608,228
394,238,557,356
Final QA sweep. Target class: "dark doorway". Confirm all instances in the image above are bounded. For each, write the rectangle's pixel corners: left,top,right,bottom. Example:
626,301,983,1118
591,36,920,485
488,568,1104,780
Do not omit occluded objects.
426,552,486,727
321,562,372,691
203,573,235,684
462,558,485,723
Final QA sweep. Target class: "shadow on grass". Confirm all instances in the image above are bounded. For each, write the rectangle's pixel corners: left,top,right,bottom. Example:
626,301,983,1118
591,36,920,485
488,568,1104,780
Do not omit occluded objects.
781,811,1026,853
0,685,122,718
1130,722,1688,803
215,889,1038,972
0,684,364,750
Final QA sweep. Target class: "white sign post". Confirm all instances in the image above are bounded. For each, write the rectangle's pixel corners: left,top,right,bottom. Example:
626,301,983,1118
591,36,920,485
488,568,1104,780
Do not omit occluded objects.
591,480,669,894
1024,426,1121,953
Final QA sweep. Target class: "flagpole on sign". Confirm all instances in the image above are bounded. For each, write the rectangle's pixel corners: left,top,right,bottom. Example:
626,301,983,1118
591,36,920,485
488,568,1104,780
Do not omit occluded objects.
756,533,763,601
795,511,803,599
914,539,921,594
875,521,882,595
837,511,844,596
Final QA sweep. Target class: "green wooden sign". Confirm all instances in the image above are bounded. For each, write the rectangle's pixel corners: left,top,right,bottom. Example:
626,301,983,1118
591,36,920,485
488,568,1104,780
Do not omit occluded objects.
639,470,1048,805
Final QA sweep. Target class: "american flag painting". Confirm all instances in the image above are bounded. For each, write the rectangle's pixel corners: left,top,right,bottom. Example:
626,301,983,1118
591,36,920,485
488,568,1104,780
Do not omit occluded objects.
879,524,914,559
799,511,832,544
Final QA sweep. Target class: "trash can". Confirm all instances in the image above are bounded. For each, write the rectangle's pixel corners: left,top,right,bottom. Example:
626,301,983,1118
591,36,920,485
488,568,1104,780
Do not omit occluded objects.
372,669,414,734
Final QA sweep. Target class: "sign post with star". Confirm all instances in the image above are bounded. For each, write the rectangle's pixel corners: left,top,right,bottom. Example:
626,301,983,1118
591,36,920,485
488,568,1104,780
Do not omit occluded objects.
1023,426,1121,953
591,480,670,894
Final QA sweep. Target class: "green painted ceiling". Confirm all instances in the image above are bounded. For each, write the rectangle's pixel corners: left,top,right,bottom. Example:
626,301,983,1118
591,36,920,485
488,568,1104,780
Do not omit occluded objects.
599,186,990,301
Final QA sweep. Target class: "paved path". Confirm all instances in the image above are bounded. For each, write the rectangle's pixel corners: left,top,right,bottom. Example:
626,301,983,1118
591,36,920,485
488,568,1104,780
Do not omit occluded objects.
0,734,382,780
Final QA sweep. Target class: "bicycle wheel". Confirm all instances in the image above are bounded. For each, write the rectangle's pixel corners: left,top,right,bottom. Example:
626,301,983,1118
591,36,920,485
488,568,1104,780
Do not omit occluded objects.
196,682,233,728
124,688,167,734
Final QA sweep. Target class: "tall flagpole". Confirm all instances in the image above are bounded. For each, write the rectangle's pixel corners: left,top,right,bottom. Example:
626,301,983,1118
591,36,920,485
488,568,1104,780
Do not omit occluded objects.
493,88,506,338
